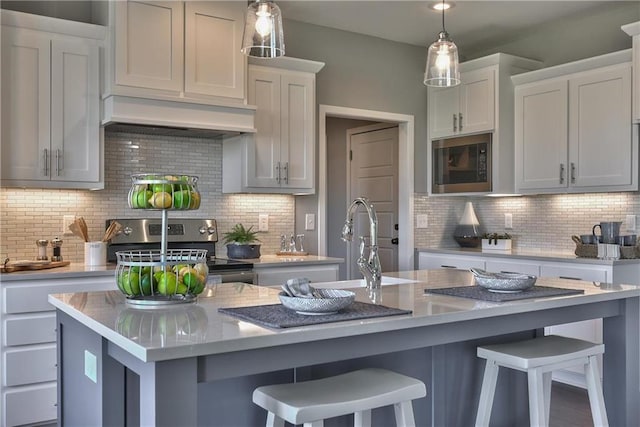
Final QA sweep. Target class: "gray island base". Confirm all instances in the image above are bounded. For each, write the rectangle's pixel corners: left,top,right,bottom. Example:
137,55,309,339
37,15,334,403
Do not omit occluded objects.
49,270,640,426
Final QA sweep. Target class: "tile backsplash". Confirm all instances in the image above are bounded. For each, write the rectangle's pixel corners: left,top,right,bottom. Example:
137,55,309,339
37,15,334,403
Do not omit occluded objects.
0,131,294,262
414,192,640,254
3,130,640,263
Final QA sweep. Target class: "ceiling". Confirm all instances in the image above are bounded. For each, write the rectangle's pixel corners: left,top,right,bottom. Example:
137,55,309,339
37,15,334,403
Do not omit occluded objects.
278,1,633,52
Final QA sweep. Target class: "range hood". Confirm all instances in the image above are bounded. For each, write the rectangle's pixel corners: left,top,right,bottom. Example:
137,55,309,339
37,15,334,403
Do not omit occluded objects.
102,94,256,138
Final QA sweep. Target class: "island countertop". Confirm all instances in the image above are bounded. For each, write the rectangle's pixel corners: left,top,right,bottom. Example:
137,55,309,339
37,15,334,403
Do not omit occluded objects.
50,270,640,426
48,269,639,363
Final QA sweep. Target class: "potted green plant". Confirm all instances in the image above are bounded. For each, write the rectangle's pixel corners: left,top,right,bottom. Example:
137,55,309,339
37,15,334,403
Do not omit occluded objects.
223,223,261,259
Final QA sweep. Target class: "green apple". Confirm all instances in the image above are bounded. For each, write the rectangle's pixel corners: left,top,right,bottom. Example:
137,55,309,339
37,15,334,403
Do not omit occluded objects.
157,272,178,295
152,183,173,194
172,190,191,209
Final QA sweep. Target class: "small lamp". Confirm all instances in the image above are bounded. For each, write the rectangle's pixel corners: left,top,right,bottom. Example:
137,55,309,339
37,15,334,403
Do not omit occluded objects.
241,0,285,58
424,1,460,87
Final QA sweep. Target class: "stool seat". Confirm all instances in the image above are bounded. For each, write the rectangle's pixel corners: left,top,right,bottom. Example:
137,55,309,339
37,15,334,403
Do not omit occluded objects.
475,335,608,427
253,368,426,426
478,335,605,369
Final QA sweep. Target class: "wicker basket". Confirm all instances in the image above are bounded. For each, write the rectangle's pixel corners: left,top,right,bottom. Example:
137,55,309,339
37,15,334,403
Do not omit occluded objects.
572,235,639,259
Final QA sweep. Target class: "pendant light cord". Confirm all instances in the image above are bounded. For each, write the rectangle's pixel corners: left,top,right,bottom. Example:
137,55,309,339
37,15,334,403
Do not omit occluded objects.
441,0,446,32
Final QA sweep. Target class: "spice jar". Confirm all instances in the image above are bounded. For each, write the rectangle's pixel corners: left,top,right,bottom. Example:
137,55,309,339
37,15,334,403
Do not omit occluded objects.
51,237,63,262
36,239,49,260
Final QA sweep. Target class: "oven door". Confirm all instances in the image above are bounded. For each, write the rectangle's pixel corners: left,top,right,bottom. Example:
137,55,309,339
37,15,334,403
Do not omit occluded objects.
432,133,492,194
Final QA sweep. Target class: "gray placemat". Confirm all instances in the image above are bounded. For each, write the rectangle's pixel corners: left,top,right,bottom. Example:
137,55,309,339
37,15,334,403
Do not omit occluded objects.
218,302,412,329
425,285,584,302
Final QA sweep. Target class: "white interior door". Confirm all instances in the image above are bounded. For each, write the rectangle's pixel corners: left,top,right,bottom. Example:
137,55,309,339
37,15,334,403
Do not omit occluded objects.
347,124,399,279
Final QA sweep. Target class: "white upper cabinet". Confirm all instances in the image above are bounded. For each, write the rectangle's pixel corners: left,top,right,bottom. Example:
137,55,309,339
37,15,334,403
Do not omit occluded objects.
223,58,324,194
429,67,495,139
622,21,640,123
514,51,635,194
427,53,542,195
114,1,183,92
1,14,103,189
110,0,246,102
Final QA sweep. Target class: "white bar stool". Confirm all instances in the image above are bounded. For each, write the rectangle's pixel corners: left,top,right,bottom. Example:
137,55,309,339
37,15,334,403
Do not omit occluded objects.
252,368,426,427
475,335,608,427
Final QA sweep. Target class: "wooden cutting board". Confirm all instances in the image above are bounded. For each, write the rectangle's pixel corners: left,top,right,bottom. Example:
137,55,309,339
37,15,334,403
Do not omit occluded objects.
1,260,70,273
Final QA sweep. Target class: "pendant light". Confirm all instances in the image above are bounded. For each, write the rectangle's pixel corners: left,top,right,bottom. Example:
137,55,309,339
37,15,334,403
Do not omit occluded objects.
241,0,285,58
424,0,460,87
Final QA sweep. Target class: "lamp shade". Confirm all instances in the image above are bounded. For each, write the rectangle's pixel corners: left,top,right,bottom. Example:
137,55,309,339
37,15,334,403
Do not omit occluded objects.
424,31,460,87
241,0,285,58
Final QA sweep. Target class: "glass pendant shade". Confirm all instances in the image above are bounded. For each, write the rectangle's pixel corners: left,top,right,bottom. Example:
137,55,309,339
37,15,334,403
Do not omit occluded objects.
241,0,285,58
424,31,460,87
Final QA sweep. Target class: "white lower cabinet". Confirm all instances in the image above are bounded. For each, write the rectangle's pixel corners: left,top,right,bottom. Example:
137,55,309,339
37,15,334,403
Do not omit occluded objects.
255,264,340,287
417,252,485,270
0,274,116,427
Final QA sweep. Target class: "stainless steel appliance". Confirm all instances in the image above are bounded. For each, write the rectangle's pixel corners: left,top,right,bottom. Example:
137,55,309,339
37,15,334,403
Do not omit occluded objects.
432,133,492,194
106,218,255,284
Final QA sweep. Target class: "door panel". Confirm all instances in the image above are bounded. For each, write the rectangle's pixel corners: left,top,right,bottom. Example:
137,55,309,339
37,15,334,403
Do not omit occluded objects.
348,125,399,278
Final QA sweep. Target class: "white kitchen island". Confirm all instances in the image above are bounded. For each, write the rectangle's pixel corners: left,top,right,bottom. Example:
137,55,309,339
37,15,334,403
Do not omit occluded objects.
49,270,639,427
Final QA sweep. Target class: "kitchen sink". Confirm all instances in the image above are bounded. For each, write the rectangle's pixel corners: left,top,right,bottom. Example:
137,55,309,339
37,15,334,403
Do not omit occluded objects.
311,276,418,289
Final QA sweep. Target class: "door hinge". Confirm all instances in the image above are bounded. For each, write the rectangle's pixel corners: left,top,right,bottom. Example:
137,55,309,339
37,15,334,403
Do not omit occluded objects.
391,238,399,245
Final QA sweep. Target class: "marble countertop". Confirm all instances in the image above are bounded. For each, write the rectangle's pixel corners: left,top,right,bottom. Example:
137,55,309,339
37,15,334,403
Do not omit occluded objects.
249,254,344,268
48,269,640,363
416,247,640,265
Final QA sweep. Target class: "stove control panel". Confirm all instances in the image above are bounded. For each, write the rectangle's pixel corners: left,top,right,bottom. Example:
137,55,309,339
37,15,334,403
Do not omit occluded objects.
107,219,218,244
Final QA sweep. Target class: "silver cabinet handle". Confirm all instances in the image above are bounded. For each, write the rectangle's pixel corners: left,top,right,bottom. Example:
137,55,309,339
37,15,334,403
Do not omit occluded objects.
453,114,457,132
570,162,576,184
440,265,458,269
43,149,49,177
283,162,288,184
559,163,565,184
559,276,582,281
55,149,61,176
275,162,281,184
459,113,463,130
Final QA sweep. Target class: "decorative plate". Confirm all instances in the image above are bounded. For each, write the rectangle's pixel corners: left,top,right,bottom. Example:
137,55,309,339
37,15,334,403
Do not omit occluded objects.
470,268,537,293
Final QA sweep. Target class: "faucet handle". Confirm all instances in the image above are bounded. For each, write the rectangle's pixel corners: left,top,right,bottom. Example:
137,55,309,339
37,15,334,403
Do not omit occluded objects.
359,236,366,257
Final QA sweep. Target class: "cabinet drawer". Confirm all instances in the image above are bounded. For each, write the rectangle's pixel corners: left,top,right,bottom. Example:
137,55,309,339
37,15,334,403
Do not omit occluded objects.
485,260,540,276
418,253,485,270
256,266,339,286
540,264,607,282
4,314,56,346
4,383,57,427
3,278,115,314
4,345,57,386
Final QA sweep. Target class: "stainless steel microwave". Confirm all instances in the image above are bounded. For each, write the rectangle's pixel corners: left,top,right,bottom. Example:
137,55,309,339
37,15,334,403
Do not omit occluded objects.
432,133,492,194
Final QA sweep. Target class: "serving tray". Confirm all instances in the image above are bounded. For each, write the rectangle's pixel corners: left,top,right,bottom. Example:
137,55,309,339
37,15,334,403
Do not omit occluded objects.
1,260,70,273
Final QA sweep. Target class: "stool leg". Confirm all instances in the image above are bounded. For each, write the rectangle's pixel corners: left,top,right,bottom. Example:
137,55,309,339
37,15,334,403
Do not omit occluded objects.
394,401,416,427
543,371,552,426
475,359,500,427
266,412,285,427
527,367,547,427
585,355,609,427
354,409,372,427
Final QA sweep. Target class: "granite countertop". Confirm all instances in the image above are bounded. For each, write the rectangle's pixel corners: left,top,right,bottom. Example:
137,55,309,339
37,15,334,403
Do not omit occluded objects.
48,269,640,362
416,247,640,265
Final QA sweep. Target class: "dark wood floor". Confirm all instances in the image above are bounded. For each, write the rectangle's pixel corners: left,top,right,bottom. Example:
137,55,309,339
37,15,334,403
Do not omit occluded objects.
550,382,593,427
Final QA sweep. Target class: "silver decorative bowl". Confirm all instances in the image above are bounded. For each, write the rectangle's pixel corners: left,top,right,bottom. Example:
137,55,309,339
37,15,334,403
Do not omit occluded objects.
470,268,537,293
279,289,355,315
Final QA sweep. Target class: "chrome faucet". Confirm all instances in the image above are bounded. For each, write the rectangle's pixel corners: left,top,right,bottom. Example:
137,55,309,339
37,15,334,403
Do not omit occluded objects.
341,197,382,295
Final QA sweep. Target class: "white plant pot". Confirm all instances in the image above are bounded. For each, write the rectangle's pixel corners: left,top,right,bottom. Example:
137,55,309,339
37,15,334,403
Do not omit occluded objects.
482,239,512,252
